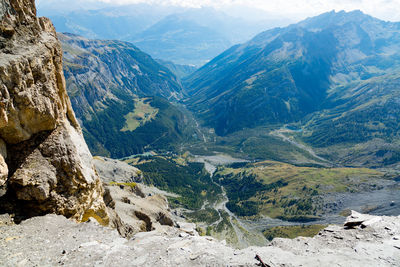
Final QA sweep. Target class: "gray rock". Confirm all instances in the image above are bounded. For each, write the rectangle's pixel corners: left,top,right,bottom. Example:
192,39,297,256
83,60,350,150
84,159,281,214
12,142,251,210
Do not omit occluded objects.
93,156,142,184
177,221,199,236
105,184,176,239
344,210,375,228
1,212,399,266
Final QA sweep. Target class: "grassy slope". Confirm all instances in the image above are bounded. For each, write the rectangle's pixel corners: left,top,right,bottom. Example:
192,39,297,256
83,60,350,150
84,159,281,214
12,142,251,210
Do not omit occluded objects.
263,224,326,241
215,161,384,220
121,98,158,132
299,73,400,167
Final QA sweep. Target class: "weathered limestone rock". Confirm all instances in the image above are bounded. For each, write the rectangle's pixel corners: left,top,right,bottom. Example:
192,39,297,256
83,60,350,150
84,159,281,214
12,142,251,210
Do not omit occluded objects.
1,212,400,266
94,156,176,238
94,156,169,235
0,0,108,224
344,210,381,228
0,138,7,186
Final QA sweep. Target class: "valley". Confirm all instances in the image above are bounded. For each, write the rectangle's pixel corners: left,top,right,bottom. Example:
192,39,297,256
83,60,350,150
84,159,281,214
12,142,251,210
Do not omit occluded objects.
117,149,400,247
55,9,400,248
270,127,331,165
3,1,400,265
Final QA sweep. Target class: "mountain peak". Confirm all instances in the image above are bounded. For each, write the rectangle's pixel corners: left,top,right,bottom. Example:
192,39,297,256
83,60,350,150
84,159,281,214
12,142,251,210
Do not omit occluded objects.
296,9,374,31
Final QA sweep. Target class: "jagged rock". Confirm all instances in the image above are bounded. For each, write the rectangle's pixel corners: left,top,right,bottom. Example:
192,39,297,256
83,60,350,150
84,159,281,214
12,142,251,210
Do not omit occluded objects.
176,221,199,236
361,217,382,228
0,213,13,226
94,156,176,238
157,212,174,226
344,210,378,228
1,212,399,266
105,184,176,238
0,0,108,224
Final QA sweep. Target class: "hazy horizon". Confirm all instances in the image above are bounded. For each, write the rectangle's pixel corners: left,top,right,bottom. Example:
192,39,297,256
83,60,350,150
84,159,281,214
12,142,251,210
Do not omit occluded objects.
37,0,400,23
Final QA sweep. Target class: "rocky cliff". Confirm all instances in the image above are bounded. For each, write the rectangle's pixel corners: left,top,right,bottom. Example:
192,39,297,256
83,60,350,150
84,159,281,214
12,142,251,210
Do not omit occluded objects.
0,0,108,224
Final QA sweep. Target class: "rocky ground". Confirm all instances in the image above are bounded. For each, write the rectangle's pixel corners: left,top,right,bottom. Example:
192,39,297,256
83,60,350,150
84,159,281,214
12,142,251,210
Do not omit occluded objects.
92,156,183,239
1,211,399,266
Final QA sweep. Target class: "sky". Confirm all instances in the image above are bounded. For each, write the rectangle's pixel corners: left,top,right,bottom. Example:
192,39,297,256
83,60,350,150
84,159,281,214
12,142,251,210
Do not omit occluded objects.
36,0,400,22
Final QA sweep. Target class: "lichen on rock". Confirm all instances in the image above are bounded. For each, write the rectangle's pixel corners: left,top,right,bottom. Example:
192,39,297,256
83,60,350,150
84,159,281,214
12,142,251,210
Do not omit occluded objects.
0,0,108,225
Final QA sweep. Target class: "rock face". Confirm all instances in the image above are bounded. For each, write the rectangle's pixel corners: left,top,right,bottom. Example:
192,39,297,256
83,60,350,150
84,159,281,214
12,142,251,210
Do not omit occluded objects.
94,156,175,239
0,212,399,266
0,0,108,224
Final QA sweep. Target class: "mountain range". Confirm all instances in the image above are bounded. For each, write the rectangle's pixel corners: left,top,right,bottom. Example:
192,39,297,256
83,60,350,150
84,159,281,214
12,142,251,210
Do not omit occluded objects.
38,4,291,66
183,10,400,167
56,10,400,168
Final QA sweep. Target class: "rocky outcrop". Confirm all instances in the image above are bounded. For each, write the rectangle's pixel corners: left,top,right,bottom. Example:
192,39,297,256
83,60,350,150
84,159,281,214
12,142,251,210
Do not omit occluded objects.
1,212,399,266
106,185,176,238
93,156,143,184
0,0,108,224
94,156,175,238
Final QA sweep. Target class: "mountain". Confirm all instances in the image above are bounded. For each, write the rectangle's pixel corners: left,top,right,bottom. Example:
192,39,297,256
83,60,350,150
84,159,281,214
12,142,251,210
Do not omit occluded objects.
38,4,290,66
132,14,231,66
302,72,400,167
184,10,400,140
37,4,181,40
59,33,195,158
156,59,197,79
131,8,284,66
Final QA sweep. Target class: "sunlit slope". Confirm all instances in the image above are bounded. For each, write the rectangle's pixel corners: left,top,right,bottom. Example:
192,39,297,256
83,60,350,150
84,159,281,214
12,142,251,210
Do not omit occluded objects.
184,10,400,136
215,161,386,220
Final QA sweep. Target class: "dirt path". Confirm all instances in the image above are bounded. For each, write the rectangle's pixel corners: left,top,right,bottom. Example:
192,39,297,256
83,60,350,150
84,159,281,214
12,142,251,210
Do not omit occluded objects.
270,128,331,165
